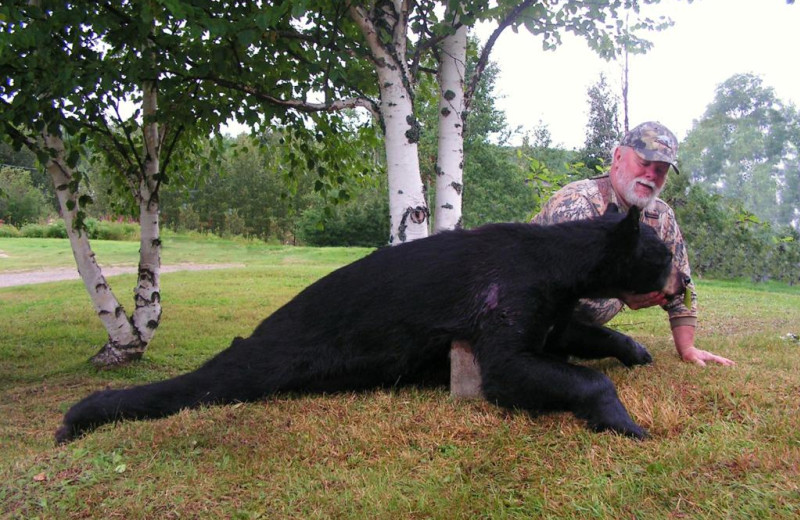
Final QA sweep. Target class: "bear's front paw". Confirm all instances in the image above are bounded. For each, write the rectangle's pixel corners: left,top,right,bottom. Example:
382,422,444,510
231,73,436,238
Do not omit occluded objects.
619,338,652,367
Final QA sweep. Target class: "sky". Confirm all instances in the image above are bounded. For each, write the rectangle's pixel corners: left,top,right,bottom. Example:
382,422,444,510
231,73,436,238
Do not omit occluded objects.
479,0,800,149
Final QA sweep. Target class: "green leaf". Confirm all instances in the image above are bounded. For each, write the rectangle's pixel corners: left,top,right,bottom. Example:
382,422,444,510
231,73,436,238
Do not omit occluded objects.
66,150,80,168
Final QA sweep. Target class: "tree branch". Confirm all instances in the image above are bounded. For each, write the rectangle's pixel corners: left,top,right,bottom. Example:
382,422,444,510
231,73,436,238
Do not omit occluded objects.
197,74,380,119
465,0,535,109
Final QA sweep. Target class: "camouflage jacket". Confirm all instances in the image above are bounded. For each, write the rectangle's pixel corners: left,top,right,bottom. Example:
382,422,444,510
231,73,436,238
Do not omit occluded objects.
531,175,697,329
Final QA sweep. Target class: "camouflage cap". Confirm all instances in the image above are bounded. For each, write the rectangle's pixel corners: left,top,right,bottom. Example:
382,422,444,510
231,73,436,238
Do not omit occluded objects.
619,121,680,174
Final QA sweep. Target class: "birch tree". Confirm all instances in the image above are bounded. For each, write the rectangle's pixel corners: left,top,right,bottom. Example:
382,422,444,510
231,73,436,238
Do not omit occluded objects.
432,9,468,233
0,2,228,366
191,1,431,243
349,2,430,243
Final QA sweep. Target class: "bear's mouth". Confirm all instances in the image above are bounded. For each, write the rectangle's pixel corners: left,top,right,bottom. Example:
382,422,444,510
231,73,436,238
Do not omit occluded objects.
661,268,691,300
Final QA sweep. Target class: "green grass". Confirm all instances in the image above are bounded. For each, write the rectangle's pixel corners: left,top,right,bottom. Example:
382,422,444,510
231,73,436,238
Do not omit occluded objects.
0,235,369,271
1,236,800,519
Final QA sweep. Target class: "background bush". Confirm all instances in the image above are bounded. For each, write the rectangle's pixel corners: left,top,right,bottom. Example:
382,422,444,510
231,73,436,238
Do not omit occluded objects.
19,221,67,238
0,166,51,226
0,224,21,237
16,219,139,241
298,189,389,247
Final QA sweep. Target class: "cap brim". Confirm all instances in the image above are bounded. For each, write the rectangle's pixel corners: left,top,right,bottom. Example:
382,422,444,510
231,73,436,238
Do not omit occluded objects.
633,149,680,174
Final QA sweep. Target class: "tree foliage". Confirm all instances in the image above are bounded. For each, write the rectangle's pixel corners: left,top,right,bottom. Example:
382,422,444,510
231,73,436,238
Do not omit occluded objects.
581,72,622,175
298,186,389,247
1,0,674,240
0,1,680,366
663,167,800,284
0,166,49,226
681,73,800,228
160,133,321,242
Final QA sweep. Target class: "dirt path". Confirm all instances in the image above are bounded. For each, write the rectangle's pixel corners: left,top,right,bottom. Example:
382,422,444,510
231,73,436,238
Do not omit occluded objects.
0,263,244,288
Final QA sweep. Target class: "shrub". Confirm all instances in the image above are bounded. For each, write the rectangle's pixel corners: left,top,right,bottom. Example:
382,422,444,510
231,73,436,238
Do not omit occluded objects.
176,205,201,233
87,219,140,241
20,221,67,238
298,191,389,247
0,223,21,237
0,167,49,226
222,209,248,238
16,219,140,241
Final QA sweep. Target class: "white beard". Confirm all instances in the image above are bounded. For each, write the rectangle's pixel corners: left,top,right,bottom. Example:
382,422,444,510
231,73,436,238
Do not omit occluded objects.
623,178,662,209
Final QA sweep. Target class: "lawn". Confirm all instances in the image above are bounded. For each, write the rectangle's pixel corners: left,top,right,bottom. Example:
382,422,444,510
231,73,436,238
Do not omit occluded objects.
1,236,799,519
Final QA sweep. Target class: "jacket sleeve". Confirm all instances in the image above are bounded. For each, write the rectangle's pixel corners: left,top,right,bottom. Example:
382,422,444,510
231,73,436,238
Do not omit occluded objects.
657,206,698,328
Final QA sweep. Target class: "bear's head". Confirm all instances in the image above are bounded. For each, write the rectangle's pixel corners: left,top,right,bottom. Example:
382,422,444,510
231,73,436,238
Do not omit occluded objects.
603,204,690,299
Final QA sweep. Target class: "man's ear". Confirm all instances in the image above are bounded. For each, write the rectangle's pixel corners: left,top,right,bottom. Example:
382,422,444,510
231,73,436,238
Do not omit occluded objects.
612,206,641,246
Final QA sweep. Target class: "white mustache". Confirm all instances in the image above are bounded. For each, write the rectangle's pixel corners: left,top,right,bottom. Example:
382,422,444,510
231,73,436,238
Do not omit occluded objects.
636,179,657,190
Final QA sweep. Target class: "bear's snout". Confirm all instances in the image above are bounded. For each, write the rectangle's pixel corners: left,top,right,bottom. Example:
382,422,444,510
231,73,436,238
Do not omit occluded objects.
662,266,690,299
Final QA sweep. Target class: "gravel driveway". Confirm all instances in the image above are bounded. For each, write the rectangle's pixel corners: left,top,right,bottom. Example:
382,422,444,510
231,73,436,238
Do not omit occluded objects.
0,263,244,288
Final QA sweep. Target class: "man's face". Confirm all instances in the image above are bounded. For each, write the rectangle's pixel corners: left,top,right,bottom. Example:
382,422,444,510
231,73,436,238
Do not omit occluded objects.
610,146,671,208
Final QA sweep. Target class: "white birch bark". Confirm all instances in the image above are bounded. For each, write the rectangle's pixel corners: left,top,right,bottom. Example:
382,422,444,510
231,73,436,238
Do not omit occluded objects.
382,74,429,244
350,1,429,244
42,81,164,367
43,132,142,358
131,80,162,345
433,22,467,233
90,81,163,365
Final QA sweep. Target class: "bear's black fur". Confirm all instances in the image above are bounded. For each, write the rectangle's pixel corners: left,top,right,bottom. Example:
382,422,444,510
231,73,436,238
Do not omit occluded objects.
56,205,687,444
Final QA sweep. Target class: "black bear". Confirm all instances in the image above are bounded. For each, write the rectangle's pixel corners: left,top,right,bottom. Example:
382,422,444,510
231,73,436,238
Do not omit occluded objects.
56,205,687,444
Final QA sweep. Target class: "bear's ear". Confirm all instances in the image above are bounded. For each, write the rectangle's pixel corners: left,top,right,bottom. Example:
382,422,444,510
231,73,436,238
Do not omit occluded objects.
624,206,641,231
611,206,641,247
605,202,620,214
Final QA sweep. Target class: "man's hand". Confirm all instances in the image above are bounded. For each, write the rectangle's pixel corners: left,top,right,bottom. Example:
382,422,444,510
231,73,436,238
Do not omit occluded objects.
679,346,736,367
673,326,735,367
621,291,667,310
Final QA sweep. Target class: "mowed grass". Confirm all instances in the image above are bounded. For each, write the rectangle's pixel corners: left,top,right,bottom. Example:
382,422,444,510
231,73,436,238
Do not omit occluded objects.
0,234,368,272
1,236,800,519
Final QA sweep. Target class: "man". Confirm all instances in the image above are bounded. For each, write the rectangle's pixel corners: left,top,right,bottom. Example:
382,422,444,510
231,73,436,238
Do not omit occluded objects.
532,121,734,366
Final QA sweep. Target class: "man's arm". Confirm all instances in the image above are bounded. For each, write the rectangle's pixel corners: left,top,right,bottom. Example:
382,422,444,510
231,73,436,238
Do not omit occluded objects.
621,292,735,366
671,325,735,366
648,204,735,365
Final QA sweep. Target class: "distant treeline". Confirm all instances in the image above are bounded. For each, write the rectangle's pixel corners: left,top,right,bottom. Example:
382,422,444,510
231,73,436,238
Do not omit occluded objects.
1,134,798,285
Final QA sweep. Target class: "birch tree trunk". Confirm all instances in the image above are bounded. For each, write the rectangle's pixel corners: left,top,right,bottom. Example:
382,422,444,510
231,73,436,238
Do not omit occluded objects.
43,132,145,364
350,1,429,245
132,80,162,344
433,23,467,233
90,81,163,366
42,81,165,367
